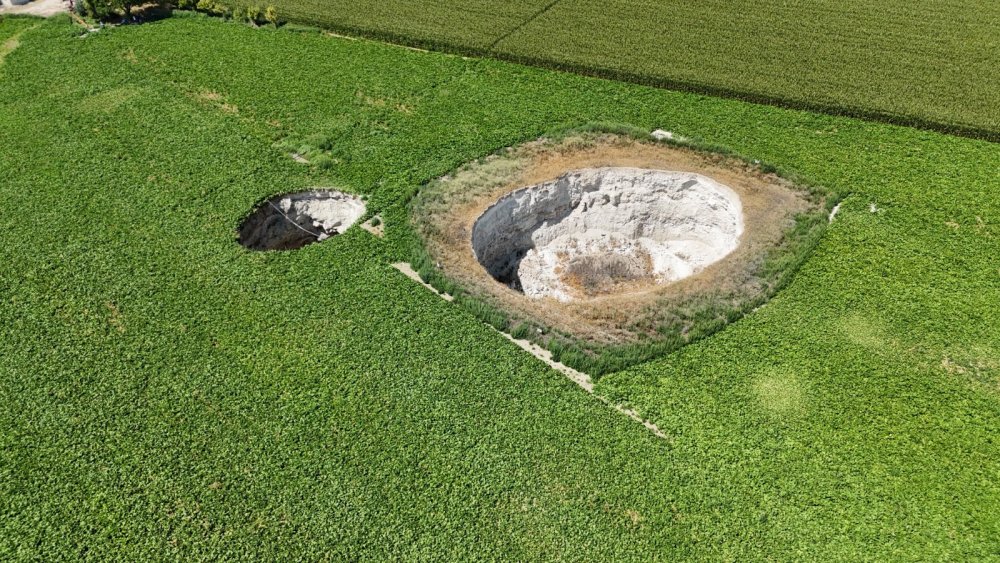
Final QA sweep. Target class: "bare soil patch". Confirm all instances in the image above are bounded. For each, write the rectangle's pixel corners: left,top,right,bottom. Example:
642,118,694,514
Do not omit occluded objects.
360,215,384,238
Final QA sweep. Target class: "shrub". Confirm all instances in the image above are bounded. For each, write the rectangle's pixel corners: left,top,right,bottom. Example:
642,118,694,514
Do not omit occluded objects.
311,154,334,170
78,0,151,19
305,133,332,151
264,5,278,26
456,296,508,331
510,323,532,340
245,4,261,23
77,0,113,19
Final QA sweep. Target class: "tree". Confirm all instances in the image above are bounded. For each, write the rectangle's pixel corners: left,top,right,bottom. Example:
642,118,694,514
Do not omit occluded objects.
77,0,149,20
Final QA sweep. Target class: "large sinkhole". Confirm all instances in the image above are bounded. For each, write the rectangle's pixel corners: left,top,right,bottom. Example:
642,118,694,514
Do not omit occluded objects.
239,190,365,251
471,167,744,301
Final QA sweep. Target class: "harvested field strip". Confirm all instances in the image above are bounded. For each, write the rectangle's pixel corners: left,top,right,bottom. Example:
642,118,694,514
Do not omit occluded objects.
228,0,1000,140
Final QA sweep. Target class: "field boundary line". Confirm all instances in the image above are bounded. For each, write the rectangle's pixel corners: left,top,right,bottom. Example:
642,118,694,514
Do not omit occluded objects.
391,262,668,440
486,0,564,52
392,262,455,302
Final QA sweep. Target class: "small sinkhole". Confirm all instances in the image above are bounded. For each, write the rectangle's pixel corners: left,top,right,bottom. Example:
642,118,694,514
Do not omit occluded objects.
239,190,366,251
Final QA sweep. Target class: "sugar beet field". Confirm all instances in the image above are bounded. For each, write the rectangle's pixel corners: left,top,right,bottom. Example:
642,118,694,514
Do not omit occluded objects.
1,11,1000,560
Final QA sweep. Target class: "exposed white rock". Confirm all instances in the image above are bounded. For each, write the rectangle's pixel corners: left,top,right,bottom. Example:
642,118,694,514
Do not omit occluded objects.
650,129,675,141
472,168,743,301
651,129,690,143
239,190,365,251
828,201,842,222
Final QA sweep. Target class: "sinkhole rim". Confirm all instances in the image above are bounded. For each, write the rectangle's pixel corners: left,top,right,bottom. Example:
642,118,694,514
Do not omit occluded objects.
409,131,825,347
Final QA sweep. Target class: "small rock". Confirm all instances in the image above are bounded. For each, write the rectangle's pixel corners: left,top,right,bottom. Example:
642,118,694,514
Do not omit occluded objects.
651,129,675,141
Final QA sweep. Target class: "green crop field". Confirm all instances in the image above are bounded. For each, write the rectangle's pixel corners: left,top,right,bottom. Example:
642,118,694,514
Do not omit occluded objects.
223,0,1000,140
1,12,999,560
